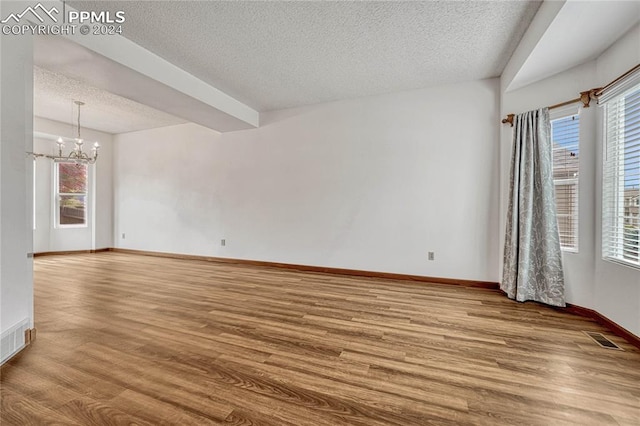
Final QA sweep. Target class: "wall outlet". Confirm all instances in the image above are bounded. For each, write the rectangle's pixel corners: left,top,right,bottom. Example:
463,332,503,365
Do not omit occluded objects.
221,239,226,246
122,233,126,239
428,251,435,261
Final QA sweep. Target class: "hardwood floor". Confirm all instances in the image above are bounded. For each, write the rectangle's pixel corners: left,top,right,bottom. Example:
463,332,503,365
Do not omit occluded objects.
1,252,639,425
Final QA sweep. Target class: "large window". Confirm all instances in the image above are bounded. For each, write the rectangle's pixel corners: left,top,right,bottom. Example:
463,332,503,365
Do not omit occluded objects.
55,162,88,227
551,111,580,251
602,82,640,267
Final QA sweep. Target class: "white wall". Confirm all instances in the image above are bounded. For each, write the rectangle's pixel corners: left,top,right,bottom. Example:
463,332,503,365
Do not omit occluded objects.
593,24,640,337
0,2,34,362
32,117,114,253
500,23,640,336
115,79,500,282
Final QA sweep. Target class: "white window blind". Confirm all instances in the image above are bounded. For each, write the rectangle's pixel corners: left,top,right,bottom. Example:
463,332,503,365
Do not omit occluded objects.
602,81,640,267
551,112,580,251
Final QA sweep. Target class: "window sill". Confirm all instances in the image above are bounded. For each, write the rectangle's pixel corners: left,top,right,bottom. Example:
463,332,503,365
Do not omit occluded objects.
561,248,579,254
56,224,88,229
602,256,640,271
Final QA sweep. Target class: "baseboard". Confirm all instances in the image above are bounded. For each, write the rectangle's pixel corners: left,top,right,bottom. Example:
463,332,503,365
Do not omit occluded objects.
564,304,640,350
34,248,110,257
108,248,500,289
499,290,640,350
24,328,36,345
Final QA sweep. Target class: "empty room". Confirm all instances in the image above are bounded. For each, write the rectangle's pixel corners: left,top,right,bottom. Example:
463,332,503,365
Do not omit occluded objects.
1,0,640,424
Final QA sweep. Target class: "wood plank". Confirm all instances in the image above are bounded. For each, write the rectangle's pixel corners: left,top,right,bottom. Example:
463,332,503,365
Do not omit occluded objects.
2,251,639,425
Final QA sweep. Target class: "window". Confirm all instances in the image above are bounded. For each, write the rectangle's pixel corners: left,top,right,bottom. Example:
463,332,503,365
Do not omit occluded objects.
551,111,580,251
55,162,88,227
33,160,36,230
602,81,640,267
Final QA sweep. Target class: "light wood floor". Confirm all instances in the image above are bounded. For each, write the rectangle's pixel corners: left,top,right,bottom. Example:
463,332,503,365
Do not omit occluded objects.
1,252,639,425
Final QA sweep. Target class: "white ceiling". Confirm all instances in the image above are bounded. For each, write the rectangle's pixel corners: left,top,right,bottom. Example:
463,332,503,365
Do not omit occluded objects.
68,0,541,112
34,66,188,134
34,1,638,133
509,0,640,91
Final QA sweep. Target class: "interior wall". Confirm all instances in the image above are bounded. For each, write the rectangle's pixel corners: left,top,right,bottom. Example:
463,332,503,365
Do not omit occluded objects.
114,79,500,282
500,23,640,336
593,24,640,337
0,5,34,362
33,117,114,253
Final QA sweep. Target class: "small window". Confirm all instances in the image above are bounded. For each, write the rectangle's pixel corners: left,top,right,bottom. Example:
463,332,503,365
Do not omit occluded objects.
33,160,36,230
55,162,87,227
602,82,640,268
551,112,580,252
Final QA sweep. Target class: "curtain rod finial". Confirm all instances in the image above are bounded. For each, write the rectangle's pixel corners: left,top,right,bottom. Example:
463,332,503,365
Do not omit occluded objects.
502,114,515,127
580,91,591,108
580,88,603,108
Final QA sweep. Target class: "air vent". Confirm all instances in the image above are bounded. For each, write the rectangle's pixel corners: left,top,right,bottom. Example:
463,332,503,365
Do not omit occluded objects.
583,331,623,350
1,318,30,364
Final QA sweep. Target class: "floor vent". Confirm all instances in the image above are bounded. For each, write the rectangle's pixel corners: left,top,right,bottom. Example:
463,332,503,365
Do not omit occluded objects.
1,319,30,364
583,331,623,350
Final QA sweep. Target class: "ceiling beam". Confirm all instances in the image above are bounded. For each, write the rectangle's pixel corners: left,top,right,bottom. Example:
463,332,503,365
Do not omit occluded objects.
33,1,258,132
500,0,566,94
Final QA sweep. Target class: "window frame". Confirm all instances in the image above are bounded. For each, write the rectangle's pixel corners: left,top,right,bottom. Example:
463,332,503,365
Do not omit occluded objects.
550,107,581,253
54,161,89,229
32,159,36,231
602,81,640,269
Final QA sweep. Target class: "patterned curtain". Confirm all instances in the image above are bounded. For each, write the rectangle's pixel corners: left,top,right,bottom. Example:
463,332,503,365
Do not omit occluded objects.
502,108,565,307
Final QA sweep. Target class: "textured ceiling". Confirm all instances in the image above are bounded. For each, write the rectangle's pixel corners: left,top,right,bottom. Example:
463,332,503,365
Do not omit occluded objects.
34,66,188,134
69,1,541,111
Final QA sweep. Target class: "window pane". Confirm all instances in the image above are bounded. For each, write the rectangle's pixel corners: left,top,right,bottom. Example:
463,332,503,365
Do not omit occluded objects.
551,113,579,251
58,163,87,193
555,182,578,248
552,116,579,180
620,89,640,263
603,83,640,267
59,195,86,225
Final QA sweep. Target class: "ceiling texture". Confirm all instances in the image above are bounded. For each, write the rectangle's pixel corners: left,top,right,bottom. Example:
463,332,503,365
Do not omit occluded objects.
34,66,188,134
60,0,541,116
37,1,543,133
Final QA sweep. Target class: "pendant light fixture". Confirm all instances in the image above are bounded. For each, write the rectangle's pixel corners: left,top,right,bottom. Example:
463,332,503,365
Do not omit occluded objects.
28,100,100,164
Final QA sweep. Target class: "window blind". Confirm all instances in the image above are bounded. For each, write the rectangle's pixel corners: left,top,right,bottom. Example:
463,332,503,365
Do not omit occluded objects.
602,82,640,267
551,113,580,251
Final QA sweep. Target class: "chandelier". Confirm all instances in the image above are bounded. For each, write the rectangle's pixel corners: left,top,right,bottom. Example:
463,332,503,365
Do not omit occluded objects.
28,101,100,164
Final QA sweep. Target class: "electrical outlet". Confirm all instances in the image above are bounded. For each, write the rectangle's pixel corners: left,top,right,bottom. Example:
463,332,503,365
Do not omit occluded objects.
122,233,126,239
221,239,226,246
428,251,435,261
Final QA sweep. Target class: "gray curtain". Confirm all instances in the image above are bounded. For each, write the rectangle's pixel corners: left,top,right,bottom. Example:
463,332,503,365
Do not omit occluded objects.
502,108,565,307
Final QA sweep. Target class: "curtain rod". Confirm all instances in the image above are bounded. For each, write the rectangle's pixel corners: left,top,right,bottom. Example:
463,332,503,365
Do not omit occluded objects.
501,63,640,127
596,63,640,96
501,89,599,127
